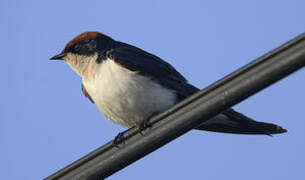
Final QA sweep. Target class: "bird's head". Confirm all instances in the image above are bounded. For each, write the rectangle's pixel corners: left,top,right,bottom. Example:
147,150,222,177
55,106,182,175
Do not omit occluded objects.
50,31,114,76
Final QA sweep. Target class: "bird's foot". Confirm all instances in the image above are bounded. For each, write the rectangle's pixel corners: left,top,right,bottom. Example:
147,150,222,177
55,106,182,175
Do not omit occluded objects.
139,112,159,131
139,118,152,131
113,132,126,146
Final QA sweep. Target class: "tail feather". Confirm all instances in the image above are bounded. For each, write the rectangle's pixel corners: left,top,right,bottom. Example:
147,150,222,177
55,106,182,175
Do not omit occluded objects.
195,108,287,135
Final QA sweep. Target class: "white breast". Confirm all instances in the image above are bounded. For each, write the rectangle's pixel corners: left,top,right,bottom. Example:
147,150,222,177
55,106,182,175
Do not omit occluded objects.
82,59,177,127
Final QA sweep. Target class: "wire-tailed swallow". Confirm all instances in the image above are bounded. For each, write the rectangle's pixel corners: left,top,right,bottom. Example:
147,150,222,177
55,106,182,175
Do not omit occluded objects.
50,32,287,136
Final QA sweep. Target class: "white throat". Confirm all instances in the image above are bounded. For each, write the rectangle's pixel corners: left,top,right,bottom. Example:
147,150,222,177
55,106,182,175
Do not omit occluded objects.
63,52,98,77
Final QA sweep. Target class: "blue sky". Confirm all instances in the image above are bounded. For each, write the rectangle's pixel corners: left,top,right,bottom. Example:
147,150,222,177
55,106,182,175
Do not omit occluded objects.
1,0,305,179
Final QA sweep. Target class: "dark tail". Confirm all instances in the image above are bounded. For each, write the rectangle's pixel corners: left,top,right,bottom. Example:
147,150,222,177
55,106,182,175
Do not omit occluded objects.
195,108,287,135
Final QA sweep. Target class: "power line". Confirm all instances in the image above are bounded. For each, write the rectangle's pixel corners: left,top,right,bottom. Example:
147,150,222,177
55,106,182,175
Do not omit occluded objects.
45,33,305,180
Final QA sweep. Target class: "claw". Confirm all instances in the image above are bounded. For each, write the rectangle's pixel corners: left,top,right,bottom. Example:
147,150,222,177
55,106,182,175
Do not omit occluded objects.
139,112,159,131
113,132,125,146
139,118,153,131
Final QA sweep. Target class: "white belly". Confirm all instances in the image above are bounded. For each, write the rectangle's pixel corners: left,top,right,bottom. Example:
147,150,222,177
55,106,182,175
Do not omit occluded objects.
82,59,177,127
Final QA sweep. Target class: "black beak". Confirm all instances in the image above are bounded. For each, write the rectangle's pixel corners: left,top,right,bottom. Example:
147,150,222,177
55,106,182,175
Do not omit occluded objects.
50,53,66,60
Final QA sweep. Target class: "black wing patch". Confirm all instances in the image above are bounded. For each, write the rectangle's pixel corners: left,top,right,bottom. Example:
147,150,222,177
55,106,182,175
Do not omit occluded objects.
105,46,199,100
81,83,94,104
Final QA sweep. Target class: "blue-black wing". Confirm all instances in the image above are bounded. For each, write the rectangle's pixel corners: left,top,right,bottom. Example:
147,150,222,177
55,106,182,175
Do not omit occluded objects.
105,44,199,100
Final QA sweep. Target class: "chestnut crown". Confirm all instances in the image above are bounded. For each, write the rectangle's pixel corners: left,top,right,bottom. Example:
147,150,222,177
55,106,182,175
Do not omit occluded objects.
50,32,114,60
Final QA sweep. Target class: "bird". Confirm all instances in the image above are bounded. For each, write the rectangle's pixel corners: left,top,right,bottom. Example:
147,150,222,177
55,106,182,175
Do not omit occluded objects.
50,31,286,141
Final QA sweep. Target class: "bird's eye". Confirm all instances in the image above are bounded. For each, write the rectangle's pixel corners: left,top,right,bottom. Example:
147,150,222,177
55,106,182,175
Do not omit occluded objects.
74,44,80,51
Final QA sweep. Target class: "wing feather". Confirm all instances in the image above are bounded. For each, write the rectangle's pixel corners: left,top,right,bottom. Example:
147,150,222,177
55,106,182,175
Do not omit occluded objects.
106,46,199,100
81,83,95,104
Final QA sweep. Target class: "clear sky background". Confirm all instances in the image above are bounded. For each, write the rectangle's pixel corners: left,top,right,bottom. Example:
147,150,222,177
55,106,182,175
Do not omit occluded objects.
1,0,305,180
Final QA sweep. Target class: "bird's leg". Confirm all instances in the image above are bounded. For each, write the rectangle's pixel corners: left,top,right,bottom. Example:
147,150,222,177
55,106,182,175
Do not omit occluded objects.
113,127,134,146
113,132,125,146
114,112,160,145
139,112,159,131
113,126,139,146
